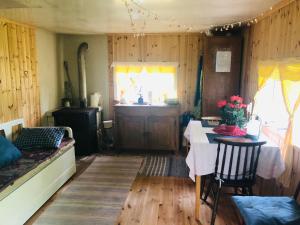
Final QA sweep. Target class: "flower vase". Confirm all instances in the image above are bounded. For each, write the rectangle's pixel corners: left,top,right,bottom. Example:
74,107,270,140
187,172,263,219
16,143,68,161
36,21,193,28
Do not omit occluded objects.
224,125,238,133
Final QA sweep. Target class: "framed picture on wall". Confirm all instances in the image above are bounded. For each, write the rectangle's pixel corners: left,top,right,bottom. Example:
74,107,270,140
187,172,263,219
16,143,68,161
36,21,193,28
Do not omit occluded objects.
215,50,232,72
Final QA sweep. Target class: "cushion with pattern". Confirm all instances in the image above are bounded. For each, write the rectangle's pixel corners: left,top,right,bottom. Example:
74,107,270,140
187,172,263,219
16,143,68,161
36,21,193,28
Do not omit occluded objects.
14,128,65,150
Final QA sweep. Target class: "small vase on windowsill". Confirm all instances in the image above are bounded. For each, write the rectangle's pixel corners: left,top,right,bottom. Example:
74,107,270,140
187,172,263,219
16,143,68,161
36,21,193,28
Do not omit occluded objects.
138,94,144,104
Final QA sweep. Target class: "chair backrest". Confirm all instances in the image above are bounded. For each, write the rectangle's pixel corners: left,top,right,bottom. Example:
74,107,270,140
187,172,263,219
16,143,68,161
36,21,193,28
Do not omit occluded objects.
201,116,221,122
214,138,266,184
201,116,221,127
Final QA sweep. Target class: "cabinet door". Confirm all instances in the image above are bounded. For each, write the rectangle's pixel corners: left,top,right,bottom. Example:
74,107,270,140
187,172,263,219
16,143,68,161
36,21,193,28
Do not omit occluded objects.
147,116,177,150
116,115,145,149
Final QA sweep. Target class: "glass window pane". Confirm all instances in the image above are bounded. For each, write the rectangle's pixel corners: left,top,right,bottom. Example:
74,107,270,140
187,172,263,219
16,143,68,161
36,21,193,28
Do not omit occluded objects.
114,66,177,104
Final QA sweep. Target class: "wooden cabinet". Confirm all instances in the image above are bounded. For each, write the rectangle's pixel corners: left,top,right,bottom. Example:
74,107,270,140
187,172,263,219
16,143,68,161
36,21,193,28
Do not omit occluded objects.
114,105,179,152
116,115,145,149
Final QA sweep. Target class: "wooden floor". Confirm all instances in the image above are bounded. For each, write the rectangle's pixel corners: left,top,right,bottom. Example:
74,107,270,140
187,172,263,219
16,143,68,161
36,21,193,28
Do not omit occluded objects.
116,176,239,225
25,155,97,225
26,155,240,225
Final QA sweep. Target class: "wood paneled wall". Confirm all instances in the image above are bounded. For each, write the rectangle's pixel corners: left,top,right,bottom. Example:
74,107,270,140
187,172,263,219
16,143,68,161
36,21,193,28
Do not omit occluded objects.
242,0,300,195
107,34,204,118
0,18,40,127
241,0,300,102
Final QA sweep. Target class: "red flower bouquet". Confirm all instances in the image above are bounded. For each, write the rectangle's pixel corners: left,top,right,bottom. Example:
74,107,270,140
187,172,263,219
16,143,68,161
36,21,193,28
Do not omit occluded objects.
214,96,247,136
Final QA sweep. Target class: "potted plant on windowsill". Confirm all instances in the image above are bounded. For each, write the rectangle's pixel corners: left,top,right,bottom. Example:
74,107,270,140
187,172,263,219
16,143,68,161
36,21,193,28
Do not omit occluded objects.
214,96,247,136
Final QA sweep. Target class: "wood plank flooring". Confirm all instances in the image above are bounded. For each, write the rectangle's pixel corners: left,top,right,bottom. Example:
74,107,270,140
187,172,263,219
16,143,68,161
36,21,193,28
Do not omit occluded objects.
116,176,239,225
26,155,240,225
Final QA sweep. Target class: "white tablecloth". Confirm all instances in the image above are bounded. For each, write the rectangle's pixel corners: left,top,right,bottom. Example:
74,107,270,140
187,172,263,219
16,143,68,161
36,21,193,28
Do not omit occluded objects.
185,121,285,182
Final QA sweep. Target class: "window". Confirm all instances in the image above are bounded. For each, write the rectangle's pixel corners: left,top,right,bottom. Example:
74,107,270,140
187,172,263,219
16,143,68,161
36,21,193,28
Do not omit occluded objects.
253,62,300,147
254,79,289,131
113,64,177,104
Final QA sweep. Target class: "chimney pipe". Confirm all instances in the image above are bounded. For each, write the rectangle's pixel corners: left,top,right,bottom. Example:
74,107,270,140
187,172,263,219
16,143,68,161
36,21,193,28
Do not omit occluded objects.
77,42,88,108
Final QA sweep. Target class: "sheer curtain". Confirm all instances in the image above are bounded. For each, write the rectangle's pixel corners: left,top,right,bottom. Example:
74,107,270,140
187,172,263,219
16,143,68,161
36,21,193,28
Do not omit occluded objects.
254,59,300,187
278,61,300,186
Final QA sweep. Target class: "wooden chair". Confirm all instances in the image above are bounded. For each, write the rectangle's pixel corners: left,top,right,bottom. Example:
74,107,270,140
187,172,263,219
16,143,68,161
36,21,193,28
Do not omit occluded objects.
233,181,300,225
202,137,266,225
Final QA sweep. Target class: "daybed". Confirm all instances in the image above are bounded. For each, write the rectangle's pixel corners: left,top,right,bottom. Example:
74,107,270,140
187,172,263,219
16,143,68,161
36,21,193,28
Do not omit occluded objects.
0,119,76,225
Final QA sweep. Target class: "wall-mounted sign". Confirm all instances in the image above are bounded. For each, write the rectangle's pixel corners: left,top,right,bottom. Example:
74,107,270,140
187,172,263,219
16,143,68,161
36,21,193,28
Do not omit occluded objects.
216,51,232,72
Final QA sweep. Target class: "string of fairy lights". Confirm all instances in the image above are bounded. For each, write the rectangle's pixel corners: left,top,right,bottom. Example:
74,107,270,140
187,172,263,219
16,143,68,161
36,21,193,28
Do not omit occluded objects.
121,0,275,36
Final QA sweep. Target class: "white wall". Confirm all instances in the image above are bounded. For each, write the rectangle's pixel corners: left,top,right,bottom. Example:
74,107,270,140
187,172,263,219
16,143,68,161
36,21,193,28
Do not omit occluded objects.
59,34,109,118
36,28,62,125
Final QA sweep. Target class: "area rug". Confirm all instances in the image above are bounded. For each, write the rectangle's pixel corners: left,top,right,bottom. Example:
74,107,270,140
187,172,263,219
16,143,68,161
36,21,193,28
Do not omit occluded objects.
137,155,189,177
33,156,142,225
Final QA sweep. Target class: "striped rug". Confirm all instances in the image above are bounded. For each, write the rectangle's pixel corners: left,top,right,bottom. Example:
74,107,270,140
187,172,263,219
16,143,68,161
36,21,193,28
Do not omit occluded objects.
138,155,189,177
33,156,142,225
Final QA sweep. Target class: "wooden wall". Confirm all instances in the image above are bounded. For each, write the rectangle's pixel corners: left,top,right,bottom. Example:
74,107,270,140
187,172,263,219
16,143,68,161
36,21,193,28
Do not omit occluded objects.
107,34,204,118
242,0,300,195
241,0,300,102
0,18,40,127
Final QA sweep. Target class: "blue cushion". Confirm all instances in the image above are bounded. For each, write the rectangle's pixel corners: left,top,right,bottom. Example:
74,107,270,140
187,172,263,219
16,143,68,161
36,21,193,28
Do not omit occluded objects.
14,128,65,150
0,136,22,168
232,196,300,225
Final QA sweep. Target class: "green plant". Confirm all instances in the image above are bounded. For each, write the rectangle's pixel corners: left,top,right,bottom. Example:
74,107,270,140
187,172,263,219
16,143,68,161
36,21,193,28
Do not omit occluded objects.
217,96,247,128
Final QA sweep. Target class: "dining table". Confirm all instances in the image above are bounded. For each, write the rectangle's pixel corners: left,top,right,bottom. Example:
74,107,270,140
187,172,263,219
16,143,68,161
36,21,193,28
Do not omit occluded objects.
184,120,285,222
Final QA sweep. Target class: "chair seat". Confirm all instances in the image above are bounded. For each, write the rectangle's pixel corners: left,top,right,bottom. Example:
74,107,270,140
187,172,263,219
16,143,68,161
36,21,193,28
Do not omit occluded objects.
232,196,300,225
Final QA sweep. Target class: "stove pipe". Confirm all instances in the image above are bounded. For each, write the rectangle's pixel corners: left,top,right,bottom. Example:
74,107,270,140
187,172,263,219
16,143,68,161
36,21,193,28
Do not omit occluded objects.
77,42,88,108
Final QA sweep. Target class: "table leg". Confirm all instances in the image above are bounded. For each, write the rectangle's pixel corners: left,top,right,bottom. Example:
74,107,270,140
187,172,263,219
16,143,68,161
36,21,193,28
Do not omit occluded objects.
195,175,201,221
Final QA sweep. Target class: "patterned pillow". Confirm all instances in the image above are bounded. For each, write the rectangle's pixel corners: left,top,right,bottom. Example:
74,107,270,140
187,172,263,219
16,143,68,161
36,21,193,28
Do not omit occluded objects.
14,128,65,150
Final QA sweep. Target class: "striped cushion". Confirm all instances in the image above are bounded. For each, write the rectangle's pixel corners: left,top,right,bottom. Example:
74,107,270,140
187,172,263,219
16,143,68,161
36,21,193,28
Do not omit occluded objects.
14,128,65,150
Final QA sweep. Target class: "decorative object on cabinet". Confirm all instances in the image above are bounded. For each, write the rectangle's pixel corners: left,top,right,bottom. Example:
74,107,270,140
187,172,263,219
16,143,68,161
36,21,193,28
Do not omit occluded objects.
114,104,179,152
52,108,98,155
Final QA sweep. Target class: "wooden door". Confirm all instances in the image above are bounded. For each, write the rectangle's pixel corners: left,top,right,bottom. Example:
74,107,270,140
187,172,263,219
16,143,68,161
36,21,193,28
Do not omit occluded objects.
147,116,177,150
116,115,145,149
202,36,242,116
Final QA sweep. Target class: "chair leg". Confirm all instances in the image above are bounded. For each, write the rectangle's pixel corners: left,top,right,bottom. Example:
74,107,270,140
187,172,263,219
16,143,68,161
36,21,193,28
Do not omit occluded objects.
210,185,221,225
